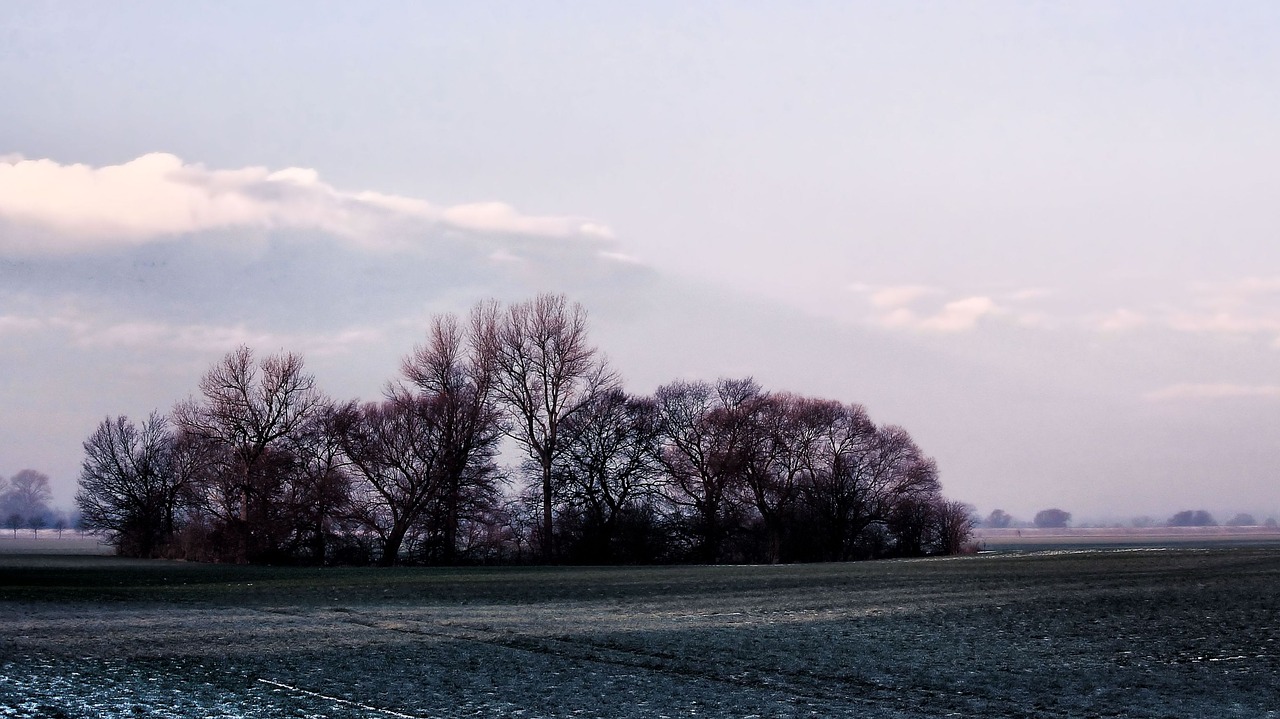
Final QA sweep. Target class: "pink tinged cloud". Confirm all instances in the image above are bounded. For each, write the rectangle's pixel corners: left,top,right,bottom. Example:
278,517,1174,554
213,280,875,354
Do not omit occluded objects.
0,153,613,255
879,296,999,332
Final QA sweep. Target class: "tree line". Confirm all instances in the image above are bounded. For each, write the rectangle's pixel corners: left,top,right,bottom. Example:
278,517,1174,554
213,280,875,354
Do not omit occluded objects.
77,294,973,565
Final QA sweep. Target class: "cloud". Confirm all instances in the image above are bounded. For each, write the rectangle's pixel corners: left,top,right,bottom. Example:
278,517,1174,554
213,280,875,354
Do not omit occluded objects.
0,314,44,336
1162,276,1280,341
1146,383,1280,401
869,284,940,308
879,295,1000,332
81,320,384,358
1167,312,1280,335
1096,308,1147,332
1,303,383,358
0,153,613,255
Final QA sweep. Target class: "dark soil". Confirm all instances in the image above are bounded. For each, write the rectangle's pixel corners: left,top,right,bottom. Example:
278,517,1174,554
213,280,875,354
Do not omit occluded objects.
2,548,1278,717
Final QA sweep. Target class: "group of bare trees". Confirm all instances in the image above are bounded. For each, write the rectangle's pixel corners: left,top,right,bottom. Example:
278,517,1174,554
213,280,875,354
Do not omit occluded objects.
77,294,971,565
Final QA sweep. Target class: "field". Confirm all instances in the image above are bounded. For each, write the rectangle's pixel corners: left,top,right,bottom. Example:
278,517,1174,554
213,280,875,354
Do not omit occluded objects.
2,546,1279,718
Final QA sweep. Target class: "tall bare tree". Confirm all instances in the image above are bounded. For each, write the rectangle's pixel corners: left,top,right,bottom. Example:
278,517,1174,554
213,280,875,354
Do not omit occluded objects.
478,294,618,560
337,312,504,565
397,312,504,563
173,346,328,562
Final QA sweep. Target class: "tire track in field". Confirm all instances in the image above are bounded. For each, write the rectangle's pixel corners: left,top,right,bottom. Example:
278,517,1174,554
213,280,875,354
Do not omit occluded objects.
249,605,1051,719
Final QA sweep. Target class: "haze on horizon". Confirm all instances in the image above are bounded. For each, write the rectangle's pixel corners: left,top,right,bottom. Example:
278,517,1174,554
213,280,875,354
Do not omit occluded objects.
1,2,1278,525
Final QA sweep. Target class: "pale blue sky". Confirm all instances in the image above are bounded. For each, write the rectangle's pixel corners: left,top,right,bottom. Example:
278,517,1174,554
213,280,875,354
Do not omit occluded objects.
2,2,1278,522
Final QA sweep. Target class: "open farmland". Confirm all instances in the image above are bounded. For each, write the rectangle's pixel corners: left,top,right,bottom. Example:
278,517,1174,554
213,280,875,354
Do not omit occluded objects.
2,549,1278,718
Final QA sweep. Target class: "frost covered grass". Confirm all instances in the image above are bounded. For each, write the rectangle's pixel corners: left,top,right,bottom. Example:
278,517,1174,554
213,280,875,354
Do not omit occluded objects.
2,549,1279,718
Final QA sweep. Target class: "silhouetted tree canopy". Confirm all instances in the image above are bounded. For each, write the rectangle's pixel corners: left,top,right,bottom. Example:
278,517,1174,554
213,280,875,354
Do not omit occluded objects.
75,294,972,565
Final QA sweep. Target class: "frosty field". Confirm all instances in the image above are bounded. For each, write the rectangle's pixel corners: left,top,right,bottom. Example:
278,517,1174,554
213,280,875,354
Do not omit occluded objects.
2,548,1278,718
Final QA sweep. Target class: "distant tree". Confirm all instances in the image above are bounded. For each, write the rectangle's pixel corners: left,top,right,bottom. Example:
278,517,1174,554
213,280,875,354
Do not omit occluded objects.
1130,515,1155,529
1225,513,1256,527
1033,508,1071,529
984,509,1013,529
52,513,68,539
2,469,53,525
4,512,21,538
478,294,619,561
28,514,47,537
1266,517,1278,529
1167,510,1216,527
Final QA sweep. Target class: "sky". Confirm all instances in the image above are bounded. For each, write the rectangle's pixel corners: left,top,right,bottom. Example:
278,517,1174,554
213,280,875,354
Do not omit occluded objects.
2,1,1278,524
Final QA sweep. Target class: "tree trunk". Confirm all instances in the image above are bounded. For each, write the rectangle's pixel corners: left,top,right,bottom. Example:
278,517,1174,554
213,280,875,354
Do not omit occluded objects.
541,458,554,562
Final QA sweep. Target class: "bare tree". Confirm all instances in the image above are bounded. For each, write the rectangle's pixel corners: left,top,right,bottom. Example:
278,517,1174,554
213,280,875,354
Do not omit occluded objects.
654,378,760,563
337,313,505,566
556,388,662,562
797,408,942,560
396,312,505,563
76,413,197,557
173,346,328,562
478,294,619,561
797,403,879,561
935,500,976,554
741,393,834,564
2,469,53,526
335,397,445,565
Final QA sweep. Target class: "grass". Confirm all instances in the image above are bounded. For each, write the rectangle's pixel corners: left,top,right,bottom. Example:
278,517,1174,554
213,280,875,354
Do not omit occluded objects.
3,547,1280,717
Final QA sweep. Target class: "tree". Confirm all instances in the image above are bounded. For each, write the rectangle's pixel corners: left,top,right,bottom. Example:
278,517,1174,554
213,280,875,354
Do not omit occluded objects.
984,509,1013,529
1167,510,1216,527
2,469,53,526
1226,513,1257,527
794,402,879,561
28,514,47,537
336,316,505,567
5,512,22,538
396,312,505,563
935,500,976,554
1033,508,1071,529
555,388,663,563
654,378,759,563
741,393,831,563
173,346,329,562
77,413,204,557
478,294,619,560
